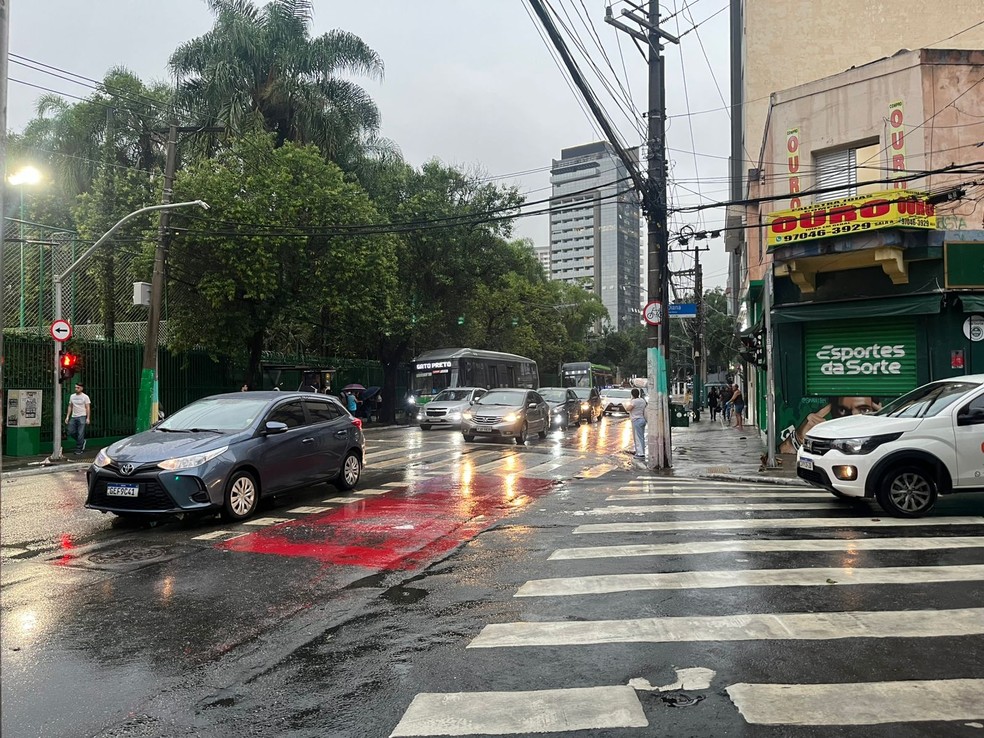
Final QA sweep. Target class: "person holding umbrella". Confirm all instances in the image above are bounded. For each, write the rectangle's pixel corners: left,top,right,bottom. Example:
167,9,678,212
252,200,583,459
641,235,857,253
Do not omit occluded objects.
342,383,365,417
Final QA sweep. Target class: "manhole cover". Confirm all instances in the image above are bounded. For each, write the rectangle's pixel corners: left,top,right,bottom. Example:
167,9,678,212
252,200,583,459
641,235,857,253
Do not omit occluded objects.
88,546,169,565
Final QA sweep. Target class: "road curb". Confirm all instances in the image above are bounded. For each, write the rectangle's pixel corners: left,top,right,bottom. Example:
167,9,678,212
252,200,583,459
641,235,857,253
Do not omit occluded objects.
2,462,89,479
700,473,809,487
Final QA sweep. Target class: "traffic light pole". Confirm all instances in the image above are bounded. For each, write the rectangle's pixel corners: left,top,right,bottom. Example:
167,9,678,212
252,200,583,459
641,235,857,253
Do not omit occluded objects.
48,201,208,461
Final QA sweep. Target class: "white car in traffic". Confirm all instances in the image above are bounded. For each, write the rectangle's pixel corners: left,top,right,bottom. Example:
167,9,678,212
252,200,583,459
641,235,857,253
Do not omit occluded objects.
797,376,984,517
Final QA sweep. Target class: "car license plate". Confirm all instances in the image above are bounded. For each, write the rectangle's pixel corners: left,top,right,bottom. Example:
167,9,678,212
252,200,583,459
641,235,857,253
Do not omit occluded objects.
106,483,139,497
476,426,493,433
798,457,814,471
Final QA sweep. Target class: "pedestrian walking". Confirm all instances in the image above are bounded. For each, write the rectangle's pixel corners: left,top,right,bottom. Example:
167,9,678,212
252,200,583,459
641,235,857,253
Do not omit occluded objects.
627,387,647,458
708,387,720,421
64,382,91,455
722,384,733,423
345,390,359,415
729,384,746,430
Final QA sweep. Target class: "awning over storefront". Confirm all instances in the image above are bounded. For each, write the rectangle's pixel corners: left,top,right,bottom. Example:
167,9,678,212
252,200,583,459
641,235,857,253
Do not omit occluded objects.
772,293,943,324
958,294,984,313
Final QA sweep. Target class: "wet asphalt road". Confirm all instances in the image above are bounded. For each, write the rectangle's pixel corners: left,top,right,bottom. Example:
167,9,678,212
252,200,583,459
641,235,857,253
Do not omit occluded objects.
2,417,984,737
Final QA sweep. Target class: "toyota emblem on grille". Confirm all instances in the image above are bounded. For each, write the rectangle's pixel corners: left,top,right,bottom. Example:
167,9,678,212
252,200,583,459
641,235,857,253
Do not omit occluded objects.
120,463,135,476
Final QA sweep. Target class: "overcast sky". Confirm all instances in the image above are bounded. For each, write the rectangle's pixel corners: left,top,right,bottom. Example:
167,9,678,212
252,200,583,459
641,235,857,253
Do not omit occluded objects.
9,0,733,287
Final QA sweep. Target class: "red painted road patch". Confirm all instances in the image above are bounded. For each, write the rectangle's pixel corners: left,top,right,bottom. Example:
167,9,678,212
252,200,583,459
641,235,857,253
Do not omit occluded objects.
217,475,555,570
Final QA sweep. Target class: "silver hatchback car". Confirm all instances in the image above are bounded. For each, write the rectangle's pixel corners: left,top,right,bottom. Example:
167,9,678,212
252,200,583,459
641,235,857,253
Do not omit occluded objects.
461,388,550,444
418,387,487,430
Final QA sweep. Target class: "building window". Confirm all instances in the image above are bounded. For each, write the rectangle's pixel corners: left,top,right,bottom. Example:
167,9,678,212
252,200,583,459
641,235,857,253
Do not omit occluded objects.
814,147,857,202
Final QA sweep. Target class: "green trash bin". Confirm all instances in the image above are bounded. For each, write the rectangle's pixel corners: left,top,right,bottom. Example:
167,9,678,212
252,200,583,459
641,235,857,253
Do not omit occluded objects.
670,402,690,428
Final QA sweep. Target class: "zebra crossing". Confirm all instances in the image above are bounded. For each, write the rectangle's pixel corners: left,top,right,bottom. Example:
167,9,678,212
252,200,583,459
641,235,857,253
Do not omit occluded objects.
390,475,984,736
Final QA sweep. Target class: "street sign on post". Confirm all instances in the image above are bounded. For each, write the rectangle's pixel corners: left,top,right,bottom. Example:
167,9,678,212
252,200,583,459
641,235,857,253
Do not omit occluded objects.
49,319,72,342
644,301,662,326
668,303,697,318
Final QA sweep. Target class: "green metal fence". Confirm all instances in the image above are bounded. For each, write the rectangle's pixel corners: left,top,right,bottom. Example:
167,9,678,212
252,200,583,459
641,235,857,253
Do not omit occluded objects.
4,337,411,452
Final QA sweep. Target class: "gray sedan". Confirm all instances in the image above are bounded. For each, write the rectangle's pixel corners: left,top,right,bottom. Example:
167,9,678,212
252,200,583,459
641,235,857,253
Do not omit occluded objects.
460,388,550,444
85,392,365,521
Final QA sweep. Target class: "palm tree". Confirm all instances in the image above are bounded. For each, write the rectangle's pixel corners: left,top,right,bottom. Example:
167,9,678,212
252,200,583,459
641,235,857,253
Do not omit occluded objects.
169,0,385,160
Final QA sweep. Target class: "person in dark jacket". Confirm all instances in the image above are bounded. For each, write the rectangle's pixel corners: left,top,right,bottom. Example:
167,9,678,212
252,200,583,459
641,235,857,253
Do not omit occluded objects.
708,387,720,421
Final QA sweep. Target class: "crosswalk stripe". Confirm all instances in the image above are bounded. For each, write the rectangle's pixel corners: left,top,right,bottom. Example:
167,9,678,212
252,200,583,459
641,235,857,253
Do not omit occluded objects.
468,607,984,648
587,502,841,514
617,483,811,492
287,506,333,514
373,448,453,470
608,491,832,500
726,679,984,726
580,463,616,478
515,564,984,597
358,489,389,495
192,530,235,540
322,497,360,504
472,453,521,472
575,516,984,534
549,536,984,559
242,516,291,526
623,478,801,487
389,685,648,736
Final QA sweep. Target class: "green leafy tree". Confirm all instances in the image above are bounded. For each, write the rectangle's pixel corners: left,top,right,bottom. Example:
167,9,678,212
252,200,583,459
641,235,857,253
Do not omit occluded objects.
170,0,387,163
167,134,397,386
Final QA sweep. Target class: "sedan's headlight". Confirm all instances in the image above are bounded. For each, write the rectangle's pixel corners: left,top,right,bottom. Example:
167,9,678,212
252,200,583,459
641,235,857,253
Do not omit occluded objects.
580,402,589,410
462,410,473,420
502,413,519,423
158,445,229,471
94,449,112,468
408,396,417,406
830,433,902,455
553,407,565,415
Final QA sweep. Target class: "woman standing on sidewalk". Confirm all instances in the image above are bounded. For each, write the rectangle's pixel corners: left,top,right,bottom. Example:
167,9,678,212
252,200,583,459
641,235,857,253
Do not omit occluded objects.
627,388,647,458
729,385,745,430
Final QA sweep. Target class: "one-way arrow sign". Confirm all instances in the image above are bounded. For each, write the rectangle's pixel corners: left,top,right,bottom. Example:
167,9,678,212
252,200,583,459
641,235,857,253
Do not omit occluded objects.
50,319,73,342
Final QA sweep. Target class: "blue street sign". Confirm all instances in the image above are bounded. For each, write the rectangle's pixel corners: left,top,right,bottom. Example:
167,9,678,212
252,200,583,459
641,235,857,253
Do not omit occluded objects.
669,303,697,318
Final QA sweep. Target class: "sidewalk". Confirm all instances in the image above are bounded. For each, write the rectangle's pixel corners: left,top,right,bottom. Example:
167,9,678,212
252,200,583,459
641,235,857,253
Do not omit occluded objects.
657,414,804,485
1,450,95,478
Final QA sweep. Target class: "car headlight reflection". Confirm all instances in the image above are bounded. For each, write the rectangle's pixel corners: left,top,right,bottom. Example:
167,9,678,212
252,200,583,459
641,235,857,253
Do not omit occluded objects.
94,449,112,468
157,445,229,471
462,410,474,420
830,433,902,455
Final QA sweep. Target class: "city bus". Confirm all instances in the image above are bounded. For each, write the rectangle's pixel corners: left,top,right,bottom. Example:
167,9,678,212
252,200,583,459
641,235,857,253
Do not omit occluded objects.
409,348,539,408
561,362,614,389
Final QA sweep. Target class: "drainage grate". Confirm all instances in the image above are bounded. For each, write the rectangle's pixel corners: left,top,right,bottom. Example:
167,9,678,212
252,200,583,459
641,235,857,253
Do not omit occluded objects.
88,546,169,565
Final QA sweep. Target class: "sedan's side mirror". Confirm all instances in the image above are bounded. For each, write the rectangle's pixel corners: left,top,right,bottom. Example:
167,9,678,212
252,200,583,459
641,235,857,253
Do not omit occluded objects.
957,407,984,426
528,403,538,409
263,421,289,435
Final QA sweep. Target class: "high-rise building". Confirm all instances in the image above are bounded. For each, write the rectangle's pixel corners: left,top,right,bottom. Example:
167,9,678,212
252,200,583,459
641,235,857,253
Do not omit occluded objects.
549,141,641,330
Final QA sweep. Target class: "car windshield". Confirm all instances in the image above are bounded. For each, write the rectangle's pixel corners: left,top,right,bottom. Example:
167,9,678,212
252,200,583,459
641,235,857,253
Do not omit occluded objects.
875,381,980,419
538,388,567,402
571,388,592,399
605,389,632,398
434,389,472,402
475,390,526,406
157,397,269,432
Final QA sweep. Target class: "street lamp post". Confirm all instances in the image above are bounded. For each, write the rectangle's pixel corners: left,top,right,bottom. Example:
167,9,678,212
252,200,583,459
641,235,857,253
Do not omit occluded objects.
8,166,42,329
48,200,208,461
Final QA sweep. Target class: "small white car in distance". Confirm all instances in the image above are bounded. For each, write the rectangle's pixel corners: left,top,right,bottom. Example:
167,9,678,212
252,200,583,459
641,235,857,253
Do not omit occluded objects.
797,376,984,517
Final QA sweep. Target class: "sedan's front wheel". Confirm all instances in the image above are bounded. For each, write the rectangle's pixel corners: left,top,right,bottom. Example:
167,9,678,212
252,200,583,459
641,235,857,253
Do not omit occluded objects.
875,464,938,518
335,451,362,491
515,422,529,445
222,471,260,521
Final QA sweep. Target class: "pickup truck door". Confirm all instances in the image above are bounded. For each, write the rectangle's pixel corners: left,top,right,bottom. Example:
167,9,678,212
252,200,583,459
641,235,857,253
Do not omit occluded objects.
954,390,984,489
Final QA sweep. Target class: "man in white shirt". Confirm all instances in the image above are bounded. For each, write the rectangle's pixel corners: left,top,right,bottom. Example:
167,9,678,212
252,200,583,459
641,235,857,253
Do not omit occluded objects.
627,388,647,458
64,382,91,455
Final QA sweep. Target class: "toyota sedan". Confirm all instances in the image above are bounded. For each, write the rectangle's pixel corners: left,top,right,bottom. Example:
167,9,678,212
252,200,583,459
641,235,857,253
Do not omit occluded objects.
85,392,365,521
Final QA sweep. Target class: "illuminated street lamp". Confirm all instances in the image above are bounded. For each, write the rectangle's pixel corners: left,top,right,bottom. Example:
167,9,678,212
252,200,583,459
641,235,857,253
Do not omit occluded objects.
8,165,44,328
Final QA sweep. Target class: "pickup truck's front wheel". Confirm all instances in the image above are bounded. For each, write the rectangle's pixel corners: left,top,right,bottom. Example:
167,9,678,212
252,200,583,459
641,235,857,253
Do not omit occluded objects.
875,464,938,517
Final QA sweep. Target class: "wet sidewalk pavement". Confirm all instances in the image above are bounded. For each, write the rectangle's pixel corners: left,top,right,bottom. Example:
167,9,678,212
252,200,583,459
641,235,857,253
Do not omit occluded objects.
655,414,804,485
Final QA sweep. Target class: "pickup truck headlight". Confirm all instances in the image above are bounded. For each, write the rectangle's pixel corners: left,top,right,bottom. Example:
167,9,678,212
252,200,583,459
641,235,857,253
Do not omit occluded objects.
831,433,902,455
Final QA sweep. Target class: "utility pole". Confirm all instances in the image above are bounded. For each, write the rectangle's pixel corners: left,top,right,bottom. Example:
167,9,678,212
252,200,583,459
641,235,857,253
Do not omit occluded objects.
0,0,9,461
135,125,222,432
531,0,677,466
762,214,778,467
137,122,178,432
693,245,703,422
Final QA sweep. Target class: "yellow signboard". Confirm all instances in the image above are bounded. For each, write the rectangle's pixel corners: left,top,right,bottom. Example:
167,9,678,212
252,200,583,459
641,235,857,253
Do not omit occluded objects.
766,189,936,250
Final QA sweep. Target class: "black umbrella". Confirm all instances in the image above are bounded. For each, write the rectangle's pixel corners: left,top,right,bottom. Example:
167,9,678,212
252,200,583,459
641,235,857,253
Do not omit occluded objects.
362,386,381,400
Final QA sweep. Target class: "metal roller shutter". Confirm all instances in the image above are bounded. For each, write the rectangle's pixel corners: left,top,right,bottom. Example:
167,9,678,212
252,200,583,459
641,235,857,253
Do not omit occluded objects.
804,319,918,397
814,148,857,202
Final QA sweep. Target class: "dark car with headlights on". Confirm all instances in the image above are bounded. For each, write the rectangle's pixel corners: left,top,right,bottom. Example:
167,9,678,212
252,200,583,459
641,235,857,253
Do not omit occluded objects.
86,392,365,521
538,386,581,429
460,388,550,444
572,386,603,422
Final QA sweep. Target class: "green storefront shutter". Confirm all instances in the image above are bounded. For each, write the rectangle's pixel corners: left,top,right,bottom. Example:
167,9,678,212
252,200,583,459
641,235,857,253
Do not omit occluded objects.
804,319,918,397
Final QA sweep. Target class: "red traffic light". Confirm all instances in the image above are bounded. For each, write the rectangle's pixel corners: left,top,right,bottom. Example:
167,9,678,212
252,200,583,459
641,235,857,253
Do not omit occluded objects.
59,351,80,382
